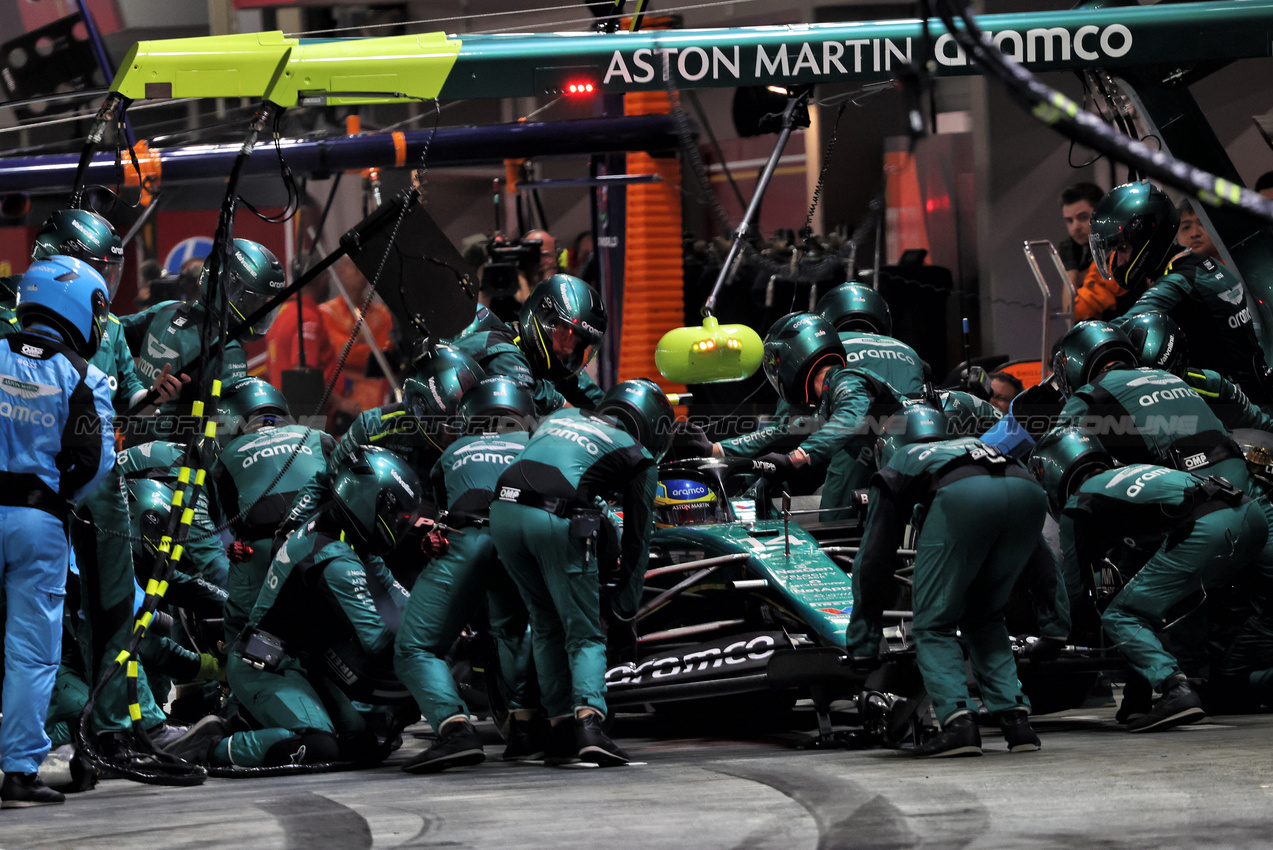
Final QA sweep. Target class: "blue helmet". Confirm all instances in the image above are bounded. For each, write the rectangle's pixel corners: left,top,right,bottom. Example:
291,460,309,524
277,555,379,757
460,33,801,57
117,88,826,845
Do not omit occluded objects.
16,255,109,358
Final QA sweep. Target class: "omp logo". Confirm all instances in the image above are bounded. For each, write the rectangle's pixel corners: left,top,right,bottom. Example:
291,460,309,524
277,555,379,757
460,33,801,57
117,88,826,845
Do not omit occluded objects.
171,316,189,328
389,468,415,497
498,486,521,501
19,343,43,357
0,376,58,400
1183,452,1208,470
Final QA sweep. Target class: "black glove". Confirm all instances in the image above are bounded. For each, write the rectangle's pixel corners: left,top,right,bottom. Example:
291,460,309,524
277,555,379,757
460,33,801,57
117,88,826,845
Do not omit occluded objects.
753,452,795,480
668,421,714,461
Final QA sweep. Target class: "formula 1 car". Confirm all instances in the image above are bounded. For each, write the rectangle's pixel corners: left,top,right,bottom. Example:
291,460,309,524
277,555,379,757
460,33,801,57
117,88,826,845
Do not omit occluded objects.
596,455,1117,749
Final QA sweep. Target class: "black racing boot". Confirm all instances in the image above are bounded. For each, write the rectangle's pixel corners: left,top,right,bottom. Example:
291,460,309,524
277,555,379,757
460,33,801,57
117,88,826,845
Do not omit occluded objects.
1,773,65,808
1116,673,1154,724
502,715,548,761
1128,676,1205,733
575,713,629,767
996,708,1041,752
146,722,189,751
544,718,580,765
910,712,982,758
401,720,485,774
161,715,228,765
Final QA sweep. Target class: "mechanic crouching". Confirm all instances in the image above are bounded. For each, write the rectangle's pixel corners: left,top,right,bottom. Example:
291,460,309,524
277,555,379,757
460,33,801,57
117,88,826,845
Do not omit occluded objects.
846,404,1048,758
489,379,671,766
1030,427,1267,731
165,448,419,768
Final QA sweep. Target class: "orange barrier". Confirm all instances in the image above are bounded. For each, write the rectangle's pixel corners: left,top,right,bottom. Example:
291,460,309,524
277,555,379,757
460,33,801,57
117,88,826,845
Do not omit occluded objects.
619,90,686,406
998,359,1043,389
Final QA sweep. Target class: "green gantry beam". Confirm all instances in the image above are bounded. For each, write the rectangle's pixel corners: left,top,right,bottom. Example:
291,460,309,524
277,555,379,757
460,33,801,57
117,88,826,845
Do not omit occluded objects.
111,1,1273,105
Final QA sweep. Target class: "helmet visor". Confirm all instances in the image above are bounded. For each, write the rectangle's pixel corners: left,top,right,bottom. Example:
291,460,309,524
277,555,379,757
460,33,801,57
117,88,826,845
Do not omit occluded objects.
1089,230,1132,284
545,319,599,375
655,502,720,527
231,288,279,339
86,257,124,300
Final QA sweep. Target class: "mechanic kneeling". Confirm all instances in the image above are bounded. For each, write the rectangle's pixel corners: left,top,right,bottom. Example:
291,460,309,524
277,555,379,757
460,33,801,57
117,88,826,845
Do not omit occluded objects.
1030,427,1267,732
489,378,670,766
846,404,1047,758
167,447,419,767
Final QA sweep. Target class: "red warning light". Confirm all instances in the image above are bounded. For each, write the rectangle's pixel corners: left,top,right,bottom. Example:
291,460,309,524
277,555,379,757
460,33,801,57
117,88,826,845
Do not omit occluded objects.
566,81,596,95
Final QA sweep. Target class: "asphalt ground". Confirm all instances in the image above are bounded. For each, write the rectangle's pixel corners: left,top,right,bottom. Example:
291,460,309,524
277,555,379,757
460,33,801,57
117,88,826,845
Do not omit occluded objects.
4,696,1273,850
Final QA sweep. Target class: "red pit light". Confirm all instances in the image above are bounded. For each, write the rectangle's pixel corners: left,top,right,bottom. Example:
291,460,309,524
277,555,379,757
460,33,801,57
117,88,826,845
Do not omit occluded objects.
567,81,595,95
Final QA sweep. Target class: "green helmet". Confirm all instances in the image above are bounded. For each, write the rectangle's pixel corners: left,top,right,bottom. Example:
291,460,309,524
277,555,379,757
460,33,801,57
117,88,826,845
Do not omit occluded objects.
1115,312,1189,376
816,283,892,335
518,274,607,381
1088,181,1179,293
127,478,176,559
330,446,423,556
32,209,124,298
876,402,949,467
1051,320,1137,395
458,375,535,434
404,344,485,418
1028,426,1113,511
761,312,846,406
201,239,286,340
596,378,676,461
215,377,291,446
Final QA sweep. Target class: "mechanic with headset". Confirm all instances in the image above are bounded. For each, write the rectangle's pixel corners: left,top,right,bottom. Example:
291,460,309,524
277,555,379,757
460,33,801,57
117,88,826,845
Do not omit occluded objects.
489,379,670,767
395,375,537,773
166,447,420,767
449,274,607,414
713,287,929,496
0,256,115,808
1089,181,1273,405
276,345,483,551
1030,427,1267,732
846,404,1047,758
118,238,285,445
1116,311,1273,434
207,378,336,649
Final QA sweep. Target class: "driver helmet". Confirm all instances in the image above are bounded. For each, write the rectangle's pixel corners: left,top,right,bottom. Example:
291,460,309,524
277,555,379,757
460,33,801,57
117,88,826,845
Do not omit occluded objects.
1114,311,1189,377
1088,181,1179,293
201,239,286,340
517,274,607,381
654,477,720,528
1050,320,1138,396
816,283,892,335
32,209,124,299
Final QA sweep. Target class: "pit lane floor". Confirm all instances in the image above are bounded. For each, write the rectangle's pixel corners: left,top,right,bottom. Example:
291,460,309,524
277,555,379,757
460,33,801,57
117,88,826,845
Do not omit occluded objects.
6,705,1273,849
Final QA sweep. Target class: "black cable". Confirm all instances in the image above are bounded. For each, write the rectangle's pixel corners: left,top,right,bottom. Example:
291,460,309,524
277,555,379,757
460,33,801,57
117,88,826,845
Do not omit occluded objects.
934,0,1273,227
